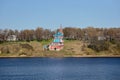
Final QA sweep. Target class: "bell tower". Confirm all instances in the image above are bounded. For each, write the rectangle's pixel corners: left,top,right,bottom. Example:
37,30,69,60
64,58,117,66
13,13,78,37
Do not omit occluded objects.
59,24,63,34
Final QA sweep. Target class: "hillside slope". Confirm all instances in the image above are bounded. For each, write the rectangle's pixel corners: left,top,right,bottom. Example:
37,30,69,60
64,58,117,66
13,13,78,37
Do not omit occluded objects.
0,40,120,57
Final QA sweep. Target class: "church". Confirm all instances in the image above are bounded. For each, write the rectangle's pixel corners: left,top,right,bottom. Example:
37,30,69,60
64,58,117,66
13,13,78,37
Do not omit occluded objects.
48,27,64,51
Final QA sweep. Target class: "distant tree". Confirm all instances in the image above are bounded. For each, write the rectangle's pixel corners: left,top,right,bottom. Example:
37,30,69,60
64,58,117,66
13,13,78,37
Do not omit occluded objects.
30,29,35,41
14,29,19,40
19,29,35,41
3,29,9,41
42,29,52,40
0,29,4,42
35,27,43,41
75,28,84,40
83,27,98,38
63,27,77,40
8,29,15,35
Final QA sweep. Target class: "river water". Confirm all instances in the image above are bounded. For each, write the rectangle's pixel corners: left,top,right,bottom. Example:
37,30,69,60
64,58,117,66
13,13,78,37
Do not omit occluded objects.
0,57,120,80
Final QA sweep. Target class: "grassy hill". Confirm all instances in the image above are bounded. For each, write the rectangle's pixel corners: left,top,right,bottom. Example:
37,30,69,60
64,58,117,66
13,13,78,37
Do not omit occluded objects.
0,40,120,57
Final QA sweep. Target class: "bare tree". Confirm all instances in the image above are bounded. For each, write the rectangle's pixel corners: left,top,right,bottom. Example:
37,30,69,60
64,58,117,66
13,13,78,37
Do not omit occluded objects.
35,27,43,41
42,29,52,40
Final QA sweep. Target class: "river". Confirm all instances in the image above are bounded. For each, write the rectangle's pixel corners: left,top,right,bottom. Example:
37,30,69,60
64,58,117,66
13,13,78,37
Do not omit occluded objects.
0,57,120,80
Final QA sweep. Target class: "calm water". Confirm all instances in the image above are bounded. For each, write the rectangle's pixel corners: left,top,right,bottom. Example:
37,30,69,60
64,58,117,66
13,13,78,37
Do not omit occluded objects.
0,57,120,80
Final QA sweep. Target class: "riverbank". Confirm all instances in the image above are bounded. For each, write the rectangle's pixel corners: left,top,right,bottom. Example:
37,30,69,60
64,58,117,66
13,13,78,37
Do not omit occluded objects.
0,40,120,57
0,52,120,58
0,55,120,58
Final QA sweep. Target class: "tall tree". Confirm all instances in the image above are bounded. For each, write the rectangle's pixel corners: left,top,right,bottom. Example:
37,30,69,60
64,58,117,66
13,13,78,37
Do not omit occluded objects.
42,29,52,40
35,27,43,41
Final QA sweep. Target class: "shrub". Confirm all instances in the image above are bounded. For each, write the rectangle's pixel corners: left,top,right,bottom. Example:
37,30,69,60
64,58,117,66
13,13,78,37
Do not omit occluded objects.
88,40,109,52
1,46,10,53
110,39,116,44
115,41,120,53
20,44,34,51
19,52,27,56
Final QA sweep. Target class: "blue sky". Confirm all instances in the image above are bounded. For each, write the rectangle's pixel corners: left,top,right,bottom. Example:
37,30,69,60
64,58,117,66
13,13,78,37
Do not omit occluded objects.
0,0,120,30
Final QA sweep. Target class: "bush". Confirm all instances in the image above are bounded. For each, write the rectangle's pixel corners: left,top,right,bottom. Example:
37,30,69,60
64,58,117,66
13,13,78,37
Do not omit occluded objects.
88,40,109,52
115,41,120,53
1,46,10,53
19,52,27,56
0,41,4,44
20,44,34,51
110,39,116,44
117,42,120,49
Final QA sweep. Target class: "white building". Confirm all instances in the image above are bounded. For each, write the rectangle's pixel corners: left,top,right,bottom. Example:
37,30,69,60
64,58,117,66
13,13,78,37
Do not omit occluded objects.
98,36,106,40
7,35,17,41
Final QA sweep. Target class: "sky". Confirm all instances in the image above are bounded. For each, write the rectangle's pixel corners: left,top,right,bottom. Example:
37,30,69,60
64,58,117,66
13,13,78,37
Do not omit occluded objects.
0,0,120,30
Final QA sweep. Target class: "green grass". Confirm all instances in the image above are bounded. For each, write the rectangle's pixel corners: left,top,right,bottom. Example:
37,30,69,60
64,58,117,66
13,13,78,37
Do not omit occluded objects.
41,39,53,45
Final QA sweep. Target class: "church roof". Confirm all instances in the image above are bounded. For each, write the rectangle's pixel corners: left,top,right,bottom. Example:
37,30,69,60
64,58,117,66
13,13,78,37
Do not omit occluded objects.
53,32,63,37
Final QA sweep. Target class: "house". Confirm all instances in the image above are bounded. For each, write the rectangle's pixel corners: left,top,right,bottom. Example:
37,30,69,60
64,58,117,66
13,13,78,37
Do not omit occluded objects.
7,35,17,41
98,36,106,40
97,31,106,41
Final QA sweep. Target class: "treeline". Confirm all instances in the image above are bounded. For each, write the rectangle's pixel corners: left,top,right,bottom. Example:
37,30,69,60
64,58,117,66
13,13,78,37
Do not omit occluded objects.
0,27,54,42
64,27,120,41
0,27,120,42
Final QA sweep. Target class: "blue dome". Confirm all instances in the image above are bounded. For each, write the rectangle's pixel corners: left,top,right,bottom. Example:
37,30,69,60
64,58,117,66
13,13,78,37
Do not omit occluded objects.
53,32,63,37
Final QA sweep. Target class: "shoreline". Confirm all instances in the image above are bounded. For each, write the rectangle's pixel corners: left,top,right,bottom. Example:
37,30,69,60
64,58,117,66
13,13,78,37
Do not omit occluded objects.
0,55,120,58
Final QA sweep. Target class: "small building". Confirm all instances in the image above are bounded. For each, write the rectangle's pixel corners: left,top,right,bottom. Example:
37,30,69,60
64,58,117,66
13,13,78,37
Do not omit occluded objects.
97,31,106,41
7,35,17,41
98,36,106,41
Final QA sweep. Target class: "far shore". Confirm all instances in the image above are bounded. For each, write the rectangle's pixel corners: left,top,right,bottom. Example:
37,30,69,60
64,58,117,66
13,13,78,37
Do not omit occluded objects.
0,55,120,58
